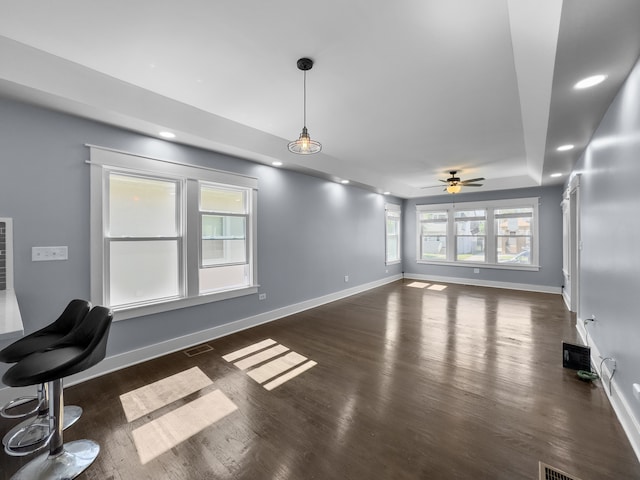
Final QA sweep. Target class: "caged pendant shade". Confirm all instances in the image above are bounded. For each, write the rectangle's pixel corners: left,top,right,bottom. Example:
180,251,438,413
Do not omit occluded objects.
288,58,322,154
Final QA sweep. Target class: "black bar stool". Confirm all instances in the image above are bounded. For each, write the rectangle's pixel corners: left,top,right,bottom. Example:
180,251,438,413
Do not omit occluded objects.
0,299,91,453
2,305,113,480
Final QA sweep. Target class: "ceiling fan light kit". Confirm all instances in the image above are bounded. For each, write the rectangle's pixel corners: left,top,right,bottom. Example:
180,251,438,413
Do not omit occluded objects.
288,57,322,155
446,184,462,194
427,170,485,194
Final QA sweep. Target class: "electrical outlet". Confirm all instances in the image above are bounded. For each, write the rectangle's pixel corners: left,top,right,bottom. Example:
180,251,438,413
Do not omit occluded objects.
344,275,349,283
32,246,68,262
258,293,266,300
473,268,480,274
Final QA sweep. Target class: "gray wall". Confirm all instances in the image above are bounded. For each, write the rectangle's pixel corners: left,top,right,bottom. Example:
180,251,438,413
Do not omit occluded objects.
402,186,564,289
0,97,402,365
573,54,640,424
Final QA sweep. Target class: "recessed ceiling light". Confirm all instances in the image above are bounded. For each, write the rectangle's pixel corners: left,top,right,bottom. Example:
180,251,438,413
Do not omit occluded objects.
159,131,176,139
383,191,391,195
340,180,350,184
272,161,283,166
550,173,563,178
557,144,574,152
574,74,607,89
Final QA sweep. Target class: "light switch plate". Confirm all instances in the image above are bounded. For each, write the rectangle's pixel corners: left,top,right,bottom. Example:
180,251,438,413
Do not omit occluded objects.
32,246,68,261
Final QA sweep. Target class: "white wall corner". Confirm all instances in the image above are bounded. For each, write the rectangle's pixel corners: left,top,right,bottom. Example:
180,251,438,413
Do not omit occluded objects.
576,320,640,463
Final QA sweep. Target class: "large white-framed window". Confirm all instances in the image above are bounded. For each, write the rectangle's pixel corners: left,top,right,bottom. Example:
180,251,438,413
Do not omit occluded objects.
89,146,258,320
385,203,401,265
416,197,539,270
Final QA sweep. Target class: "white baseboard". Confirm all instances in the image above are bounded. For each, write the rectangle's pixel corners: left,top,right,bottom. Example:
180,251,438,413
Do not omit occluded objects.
403,272,562,294
576,320,640,463
562,289,571,310
0,275,402,406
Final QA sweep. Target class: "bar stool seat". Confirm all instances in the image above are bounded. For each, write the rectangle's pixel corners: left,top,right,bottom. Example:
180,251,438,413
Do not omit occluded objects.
2,305,113,480
0,300,90,452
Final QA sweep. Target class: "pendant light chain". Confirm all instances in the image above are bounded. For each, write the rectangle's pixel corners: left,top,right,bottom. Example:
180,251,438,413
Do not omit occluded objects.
303,69,307,128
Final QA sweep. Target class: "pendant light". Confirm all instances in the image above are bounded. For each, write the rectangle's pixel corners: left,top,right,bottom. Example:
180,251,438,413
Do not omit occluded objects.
288,58,322,154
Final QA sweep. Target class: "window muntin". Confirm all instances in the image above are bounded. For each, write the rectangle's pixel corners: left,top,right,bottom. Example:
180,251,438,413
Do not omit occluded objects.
419,211,448,261
385,204,401,264
416,198,539,270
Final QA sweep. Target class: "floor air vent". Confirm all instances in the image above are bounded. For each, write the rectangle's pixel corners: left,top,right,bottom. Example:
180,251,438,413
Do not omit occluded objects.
183,344,213,357
539,462,582,480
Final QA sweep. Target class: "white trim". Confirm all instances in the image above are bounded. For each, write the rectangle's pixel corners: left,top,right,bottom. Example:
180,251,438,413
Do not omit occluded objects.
113,285,259,321
416,196,539,211
89,147,259,318
0,275,402,406
86,144,258,189
562,288,571,310
576,320,640,463
404,272,561,294
416,260,540,271
416,197,539,270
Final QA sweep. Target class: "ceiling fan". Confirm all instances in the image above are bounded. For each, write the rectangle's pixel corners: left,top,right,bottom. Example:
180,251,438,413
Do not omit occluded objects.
422,171,485,194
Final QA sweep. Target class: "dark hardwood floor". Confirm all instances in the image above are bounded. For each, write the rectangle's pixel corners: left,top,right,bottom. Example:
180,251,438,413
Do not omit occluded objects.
2,280,639,479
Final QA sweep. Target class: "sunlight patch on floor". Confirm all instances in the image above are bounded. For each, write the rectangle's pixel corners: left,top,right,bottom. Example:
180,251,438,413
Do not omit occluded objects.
119,367,213,422
263,360,317,391
427,284,447,291
406,281,429,288
234,344,289,370
223,340,316,390
222,338,276,362
132,389,237,464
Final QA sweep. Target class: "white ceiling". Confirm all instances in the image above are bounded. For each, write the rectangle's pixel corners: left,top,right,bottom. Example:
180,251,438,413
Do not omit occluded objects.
1,0,639,198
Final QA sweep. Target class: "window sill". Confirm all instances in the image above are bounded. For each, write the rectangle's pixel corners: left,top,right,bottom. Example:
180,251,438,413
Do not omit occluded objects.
385,260,401,266
416,260,540,272
111,285,259,321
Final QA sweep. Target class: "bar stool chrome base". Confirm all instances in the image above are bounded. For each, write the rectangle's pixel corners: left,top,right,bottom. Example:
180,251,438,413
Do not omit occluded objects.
2,405,83,451
10,440,100,480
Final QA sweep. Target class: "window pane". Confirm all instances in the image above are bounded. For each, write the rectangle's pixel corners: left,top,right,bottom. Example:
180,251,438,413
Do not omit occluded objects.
497,236,531,264
455,219,486,235
110,240,179,306
456,236,486,262
455,210,486,235
201,215,246,266
200,185,246,213
495,212,532,235
386,219,398,236
199,264,249,294
422,236,447,260
387,235,399,262
454,209,486,220
420,211,447,261
419,211,447,222
109,173,177,237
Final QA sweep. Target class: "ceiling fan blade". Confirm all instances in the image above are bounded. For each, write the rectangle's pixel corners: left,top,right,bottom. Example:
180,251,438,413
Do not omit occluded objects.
439,179,448,183
463,183,483,187
461,177,485,184
420,184,444,189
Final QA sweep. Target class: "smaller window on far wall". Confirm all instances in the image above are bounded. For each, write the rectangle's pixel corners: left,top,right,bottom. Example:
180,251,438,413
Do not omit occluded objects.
385,204,401,265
